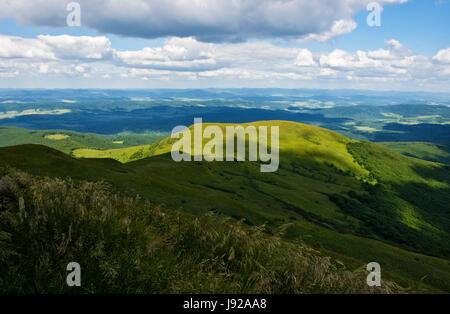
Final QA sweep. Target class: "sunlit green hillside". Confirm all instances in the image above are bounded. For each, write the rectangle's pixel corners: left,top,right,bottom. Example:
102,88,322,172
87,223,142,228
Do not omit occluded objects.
74,121,372,180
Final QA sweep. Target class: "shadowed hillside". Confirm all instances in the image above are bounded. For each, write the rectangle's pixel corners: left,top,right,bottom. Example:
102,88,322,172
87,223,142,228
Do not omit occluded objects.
2,168,402,293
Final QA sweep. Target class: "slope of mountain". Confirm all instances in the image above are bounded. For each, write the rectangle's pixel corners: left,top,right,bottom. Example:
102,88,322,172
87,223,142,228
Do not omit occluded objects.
380,142,450,164
0,167,403,293
73,121,372,180
0,121,449,292
0,126,166,155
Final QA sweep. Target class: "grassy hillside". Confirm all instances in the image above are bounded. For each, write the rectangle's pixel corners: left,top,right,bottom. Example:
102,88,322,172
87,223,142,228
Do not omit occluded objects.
74,121,372,180
0,121,449,292
0,126,166,155
2,168,399,293
380,142,450,164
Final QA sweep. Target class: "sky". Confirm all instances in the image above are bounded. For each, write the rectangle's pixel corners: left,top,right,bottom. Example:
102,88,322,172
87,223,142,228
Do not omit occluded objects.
0,0,449,91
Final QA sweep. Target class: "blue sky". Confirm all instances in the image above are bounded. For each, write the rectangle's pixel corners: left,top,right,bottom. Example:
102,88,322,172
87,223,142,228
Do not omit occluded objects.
0,0,449,91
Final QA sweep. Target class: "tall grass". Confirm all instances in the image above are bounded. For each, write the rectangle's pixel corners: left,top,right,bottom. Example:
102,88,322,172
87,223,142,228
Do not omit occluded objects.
0,168,404,293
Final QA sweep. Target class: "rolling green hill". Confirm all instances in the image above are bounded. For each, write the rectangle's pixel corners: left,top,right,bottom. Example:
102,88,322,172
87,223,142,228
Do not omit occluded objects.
73,121,372,179
0,121,449,292
0,126,166,155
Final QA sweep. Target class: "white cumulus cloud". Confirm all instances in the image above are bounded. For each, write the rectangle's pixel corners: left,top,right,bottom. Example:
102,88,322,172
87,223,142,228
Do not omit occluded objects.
0,34,449,91
433,48,450,64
